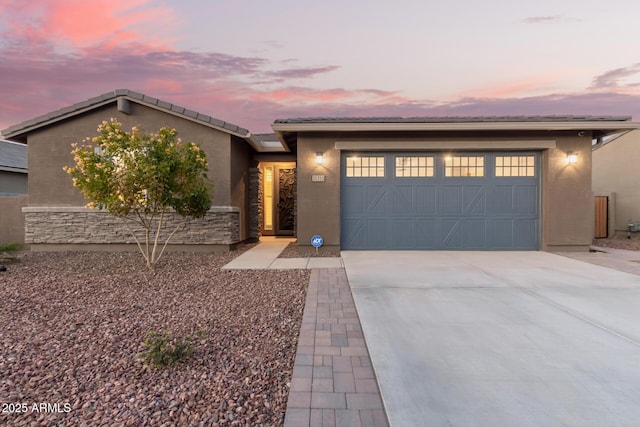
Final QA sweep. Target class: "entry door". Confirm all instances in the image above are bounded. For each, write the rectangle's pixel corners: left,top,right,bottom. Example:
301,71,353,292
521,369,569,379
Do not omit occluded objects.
263,164,295,236
276,166,295,235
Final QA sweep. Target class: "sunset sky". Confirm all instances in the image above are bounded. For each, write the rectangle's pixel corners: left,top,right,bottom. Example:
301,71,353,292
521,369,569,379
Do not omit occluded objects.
1,0,640,133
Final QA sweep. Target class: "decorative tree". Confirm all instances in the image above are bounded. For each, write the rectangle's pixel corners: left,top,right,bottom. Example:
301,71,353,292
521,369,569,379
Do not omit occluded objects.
64,119,212,269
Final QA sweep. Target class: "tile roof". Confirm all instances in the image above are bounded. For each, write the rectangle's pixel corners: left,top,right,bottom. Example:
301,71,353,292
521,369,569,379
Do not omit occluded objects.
274,115,633,124
0,140,27,172
1,89,251,139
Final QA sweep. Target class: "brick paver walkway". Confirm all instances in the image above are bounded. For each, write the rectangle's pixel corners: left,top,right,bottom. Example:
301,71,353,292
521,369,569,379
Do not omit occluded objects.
284,268,389,427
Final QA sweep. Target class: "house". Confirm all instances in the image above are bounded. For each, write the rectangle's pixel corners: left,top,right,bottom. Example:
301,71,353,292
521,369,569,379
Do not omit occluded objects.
0,89,292,250
0,139,28,244
272,116,638,252
592,129,640,236
0,139,27,195
2,89,638,252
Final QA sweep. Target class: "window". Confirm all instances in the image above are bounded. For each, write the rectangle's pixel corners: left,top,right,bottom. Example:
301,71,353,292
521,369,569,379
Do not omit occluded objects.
444,156,484,177
345,156,385,177
395,156,434,177
495,156,535,177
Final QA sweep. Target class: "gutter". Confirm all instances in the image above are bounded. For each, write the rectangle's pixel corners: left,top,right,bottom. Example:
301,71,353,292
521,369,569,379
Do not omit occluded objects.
271,121,640,133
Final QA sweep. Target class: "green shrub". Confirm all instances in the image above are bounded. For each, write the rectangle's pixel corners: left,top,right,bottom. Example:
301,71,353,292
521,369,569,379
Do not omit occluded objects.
0,242,21,262
141,330,194,368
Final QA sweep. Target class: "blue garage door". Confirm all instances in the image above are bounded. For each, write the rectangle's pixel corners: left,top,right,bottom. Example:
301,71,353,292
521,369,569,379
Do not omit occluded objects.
341,152,540,250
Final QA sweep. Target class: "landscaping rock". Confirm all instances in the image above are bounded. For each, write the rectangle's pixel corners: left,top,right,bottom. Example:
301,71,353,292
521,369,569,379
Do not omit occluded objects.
0,249,309,426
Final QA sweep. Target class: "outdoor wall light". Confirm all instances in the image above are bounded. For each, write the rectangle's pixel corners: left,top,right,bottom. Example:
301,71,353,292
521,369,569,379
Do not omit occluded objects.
566,152,578,164
315,152,324,165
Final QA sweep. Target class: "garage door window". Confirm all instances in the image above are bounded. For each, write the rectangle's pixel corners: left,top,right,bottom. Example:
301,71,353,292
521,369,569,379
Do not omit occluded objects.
444,156,484,177
345,156,385,177
395,156,434,177
495,156,535,177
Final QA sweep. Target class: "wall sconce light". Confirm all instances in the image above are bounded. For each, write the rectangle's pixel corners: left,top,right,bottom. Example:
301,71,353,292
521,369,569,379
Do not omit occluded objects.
315,152,324,165
566,152,578,164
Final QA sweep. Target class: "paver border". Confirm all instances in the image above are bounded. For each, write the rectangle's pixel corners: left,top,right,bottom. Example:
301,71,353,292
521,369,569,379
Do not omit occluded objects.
284,268,389,427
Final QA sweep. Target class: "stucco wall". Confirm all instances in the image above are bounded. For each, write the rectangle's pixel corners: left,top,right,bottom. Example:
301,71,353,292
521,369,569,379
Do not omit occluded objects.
541,133,594,250
0,194,27,244
229,135,252,241
296,130,594,251
593,130,640,233
296,133,342,247
26,103,234,207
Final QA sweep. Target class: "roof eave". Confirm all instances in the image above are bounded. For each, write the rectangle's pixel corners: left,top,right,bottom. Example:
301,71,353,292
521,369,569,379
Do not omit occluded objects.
0,166,28,173
127,95,252,139
1,92,253,141
242,134,290,152
2,99,115,139
271,121,640,134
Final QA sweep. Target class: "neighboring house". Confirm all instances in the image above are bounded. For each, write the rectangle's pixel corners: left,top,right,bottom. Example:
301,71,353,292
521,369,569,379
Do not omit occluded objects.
0,89,292,250
273,116,638,252
0,139,28,244
592,129,640,236
2,89,638,252
0,139,27,195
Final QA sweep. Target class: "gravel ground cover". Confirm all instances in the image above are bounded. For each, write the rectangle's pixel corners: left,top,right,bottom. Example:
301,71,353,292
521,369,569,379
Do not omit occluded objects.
0,249,309,426
593,236,640,251
277,242,341,258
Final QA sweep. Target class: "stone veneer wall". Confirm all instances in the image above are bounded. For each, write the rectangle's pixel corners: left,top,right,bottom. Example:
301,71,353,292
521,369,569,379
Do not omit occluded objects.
23,207,240,245
248,167,262,240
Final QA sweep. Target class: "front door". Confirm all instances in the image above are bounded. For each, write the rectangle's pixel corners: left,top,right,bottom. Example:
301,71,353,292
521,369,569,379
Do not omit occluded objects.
262,163,296,236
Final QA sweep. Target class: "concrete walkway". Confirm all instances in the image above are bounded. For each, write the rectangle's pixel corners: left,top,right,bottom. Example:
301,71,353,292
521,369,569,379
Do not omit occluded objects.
222,238,344,270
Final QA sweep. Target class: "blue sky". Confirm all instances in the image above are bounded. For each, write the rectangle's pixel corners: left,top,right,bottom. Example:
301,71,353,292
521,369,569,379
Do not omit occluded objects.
1,0,639,133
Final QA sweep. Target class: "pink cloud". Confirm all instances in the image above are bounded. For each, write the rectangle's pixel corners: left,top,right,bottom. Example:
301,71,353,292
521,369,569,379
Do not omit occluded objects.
1,0,174,49
453,75,566,99
1,0,639,136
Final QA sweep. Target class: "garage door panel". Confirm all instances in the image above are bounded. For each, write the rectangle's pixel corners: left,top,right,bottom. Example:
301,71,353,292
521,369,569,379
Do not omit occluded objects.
491,219,515,248
514,185,538,215
366,185,387,216
464,185,486,215
441,219,464,248
492,186,514,214
440,185,464,215
342,185,364,215
366,219,387,247
392,186,414,216
393,219,414,248
341,152,539,250
464,219,487,248
342,219,364,248
416,185,437,214
515,219,538,248
416,219,437,248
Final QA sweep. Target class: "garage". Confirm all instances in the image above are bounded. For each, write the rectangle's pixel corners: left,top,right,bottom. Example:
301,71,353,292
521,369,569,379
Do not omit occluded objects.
341,152,540,250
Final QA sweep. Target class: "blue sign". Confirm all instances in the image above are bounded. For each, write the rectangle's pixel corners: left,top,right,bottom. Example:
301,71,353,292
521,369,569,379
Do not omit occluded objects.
311,235,324,248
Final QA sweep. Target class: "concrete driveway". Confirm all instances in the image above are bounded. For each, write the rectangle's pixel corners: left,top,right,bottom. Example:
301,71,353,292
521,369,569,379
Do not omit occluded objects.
342,251,640,426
